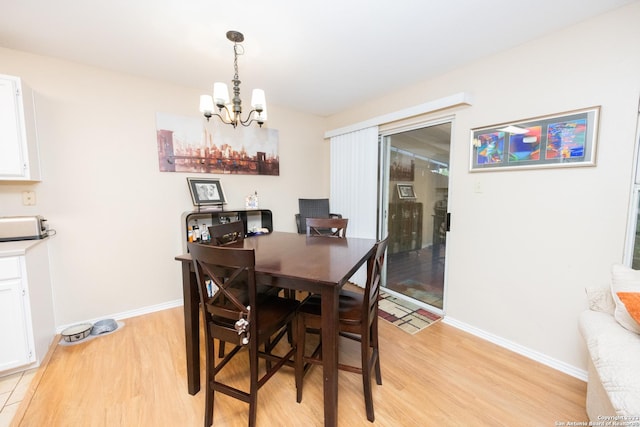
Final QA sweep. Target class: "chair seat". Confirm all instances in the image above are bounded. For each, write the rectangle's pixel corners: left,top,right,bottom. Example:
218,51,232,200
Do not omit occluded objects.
227,280,280,302
257,296,300,337
208,282,292,330
208,295,299,339
299,290,363,325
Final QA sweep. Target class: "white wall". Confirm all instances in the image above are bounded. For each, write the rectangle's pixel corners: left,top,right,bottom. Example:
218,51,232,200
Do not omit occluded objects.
0,47,329,326
2,2,639,375
327,2,640,373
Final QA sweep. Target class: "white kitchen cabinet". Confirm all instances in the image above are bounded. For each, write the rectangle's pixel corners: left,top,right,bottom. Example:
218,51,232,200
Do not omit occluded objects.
0,257,34,371
0,240,54,374
0,74,41,181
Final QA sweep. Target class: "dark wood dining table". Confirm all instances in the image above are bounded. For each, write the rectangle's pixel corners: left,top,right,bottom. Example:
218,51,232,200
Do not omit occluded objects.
175,231,377,427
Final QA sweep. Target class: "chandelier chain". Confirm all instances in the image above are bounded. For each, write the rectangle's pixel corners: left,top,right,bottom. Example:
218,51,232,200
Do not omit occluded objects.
233,44,243,83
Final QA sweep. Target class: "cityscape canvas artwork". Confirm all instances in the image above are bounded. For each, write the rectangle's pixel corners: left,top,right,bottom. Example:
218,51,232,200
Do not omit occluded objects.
390,149,415,181
470,107,599,171
156,112,280,176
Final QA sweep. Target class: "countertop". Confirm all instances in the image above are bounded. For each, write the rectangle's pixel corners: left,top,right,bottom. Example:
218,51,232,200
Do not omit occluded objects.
0,238,48,256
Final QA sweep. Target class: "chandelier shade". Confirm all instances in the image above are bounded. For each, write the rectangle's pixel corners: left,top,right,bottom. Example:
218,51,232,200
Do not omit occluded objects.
199,30,267,128
199,95,214,114
213,82,230,107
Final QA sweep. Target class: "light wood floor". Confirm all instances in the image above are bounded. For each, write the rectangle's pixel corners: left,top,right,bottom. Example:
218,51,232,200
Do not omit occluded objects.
12,306,587,427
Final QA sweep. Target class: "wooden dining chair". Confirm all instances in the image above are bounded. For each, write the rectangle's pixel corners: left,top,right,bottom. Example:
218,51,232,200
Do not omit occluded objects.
285,217,348,304
208,221,246,358
208,220,245,246
305,217,348,238
294,237,389,422
207,221,282,359
188,242,299,427
295,198,342,234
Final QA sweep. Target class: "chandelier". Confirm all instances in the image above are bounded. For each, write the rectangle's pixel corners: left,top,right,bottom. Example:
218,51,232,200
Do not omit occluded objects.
199,30,267,128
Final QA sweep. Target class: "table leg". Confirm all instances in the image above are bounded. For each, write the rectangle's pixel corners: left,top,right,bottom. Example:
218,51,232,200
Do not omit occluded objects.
181,260,200,395
321,286,340,427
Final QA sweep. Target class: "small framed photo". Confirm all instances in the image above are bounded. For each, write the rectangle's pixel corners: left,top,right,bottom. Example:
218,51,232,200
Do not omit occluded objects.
397,183,416,200
187,177,226,206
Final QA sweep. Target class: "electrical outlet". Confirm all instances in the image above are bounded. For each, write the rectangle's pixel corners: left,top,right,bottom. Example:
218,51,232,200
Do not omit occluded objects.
22,191,36,206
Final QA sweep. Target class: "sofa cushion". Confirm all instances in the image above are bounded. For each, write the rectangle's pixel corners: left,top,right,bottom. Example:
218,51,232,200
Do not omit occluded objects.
616,292,640,327
611,264,640,334
586,286,615,314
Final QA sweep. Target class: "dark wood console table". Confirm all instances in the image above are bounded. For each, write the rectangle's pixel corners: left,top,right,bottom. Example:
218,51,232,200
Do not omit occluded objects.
181,208,272,250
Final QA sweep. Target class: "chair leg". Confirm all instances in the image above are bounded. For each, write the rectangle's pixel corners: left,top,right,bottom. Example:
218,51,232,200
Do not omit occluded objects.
286,322,294,345
285,289,296,345
205,339,215,427
372,316,382,385
204,380,213,426
264,337,272,371
361,326,375,422
248,340,259,427
295,314,306,403
218,341,226,358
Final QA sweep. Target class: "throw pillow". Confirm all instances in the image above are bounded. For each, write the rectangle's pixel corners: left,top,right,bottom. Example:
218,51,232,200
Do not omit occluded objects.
585,286,615,314
616,292,640,327
611,264,640,334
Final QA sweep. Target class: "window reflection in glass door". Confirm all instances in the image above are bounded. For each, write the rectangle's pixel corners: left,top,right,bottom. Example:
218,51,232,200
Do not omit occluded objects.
383,122,451,313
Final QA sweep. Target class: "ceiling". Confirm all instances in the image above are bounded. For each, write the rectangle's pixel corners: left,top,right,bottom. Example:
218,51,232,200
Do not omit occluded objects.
0,0,634,117
391,124,453,165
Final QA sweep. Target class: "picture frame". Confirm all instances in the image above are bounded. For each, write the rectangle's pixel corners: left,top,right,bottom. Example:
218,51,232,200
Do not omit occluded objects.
390,148,415,181
156,112,280,175
187,177,226,206
470,106,600,171
397,183,416,200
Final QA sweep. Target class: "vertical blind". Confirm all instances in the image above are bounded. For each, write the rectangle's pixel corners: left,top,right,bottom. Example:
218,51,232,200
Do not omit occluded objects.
330,126,379,286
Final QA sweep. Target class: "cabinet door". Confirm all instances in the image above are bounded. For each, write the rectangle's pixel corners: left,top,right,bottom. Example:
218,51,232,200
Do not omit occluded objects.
0,74,40,181
0,77,27,177
0,257,34,371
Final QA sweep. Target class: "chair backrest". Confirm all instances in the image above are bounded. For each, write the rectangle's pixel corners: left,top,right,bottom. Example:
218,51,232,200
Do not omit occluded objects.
306,217,348,238
208,221,245,246
364,237,389,324
297,198,330,233
188,242,257,345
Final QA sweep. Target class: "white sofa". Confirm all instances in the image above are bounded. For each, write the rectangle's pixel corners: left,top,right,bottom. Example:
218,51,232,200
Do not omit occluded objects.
578,269,640,421
579,309,640,419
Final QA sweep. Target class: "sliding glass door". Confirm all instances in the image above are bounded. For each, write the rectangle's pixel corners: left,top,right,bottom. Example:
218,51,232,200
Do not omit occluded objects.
379,122,451,314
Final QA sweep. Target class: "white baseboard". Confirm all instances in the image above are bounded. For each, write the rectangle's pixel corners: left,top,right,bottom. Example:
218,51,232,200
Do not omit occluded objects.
55,299,183,334
442,316,588,382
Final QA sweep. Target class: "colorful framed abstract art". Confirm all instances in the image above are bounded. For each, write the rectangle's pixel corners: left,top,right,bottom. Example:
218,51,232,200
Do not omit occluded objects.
470,106,600,171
